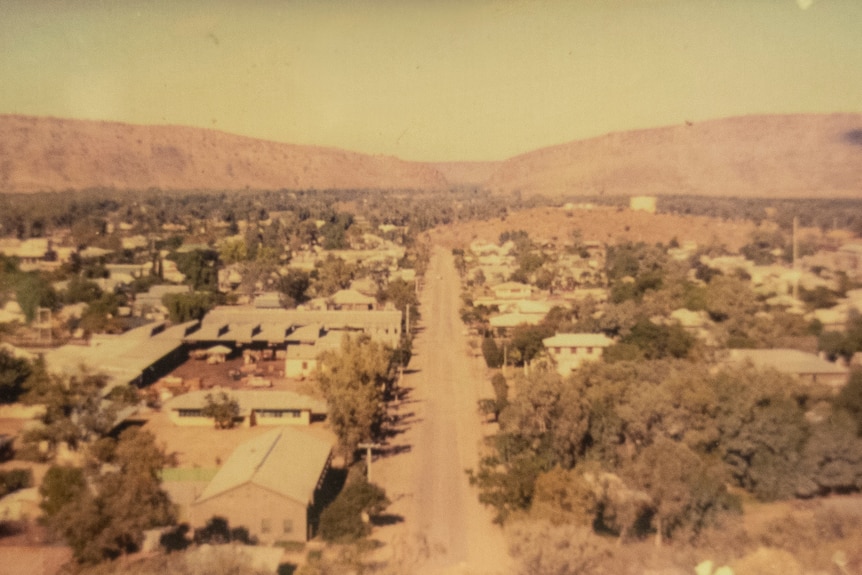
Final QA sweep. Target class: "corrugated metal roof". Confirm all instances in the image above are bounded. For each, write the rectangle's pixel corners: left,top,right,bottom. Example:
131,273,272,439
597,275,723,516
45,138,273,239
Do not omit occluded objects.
194,427,332,505
165,389,328,415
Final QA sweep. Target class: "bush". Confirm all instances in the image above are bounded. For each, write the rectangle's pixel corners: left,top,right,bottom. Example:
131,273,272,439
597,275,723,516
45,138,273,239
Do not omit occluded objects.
319,478,389,542
0,468,33,497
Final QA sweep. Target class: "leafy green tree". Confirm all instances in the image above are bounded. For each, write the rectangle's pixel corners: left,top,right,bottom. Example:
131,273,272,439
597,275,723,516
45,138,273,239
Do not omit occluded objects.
22,365,129,457
704,275,758,322
63,276,103,304
312,255,354,297
530,466,598,526
42,427,175,564
218,238,248,265
0,468,33,497
169,249,218,292
0,347,31,403
627,437,735,546
797,410,862,496
481,336,503,369
163,291,215,323
39,465,87,519
277,269,311,305
509,324,554,366
202,392,240,429
15,272,57,322
835,369,862,435
319,476,389,542
316,335,393,455
616,319,695,360
379,278,418,314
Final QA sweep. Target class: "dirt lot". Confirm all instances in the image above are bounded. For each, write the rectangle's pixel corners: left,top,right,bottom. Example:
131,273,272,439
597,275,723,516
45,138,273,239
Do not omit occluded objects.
428,205,772,251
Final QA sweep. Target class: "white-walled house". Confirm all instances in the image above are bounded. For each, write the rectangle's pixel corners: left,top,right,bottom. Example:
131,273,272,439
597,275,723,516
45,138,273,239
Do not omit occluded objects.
543,333,614,376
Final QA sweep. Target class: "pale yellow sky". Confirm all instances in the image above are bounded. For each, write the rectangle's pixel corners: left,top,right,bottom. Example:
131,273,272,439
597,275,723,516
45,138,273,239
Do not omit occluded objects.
1,0,860,161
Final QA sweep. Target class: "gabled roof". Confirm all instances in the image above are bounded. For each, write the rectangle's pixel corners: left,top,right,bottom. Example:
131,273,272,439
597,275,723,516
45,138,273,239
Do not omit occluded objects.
165,389,328,415
331,289,376,306
543,333,614,348
195,427,332,505
286,324,323,344
489,313,542,328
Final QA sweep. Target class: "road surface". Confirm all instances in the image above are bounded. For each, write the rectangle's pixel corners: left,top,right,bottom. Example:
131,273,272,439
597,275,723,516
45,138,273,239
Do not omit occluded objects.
373,246,511,575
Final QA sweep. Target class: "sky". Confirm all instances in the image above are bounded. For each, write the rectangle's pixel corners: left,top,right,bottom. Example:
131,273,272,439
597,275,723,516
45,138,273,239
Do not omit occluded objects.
1,0,861,162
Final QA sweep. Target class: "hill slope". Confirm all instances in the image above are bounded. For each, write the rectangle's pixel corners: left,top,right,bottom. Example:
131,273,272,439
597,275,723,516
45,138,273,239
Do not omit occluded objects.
0,115,448,193
484,114,862,198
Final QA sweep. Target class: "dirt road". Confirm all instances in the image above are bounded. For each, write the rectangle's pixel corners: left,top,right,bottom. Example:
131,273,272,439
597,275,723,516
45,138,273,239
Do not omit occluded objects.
374,247,511,575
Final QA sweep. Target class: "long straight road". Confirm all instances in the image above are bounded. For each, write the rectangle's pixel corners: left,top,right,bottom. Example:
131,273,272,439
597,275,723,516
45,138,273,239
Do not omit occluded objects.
374,246,511,575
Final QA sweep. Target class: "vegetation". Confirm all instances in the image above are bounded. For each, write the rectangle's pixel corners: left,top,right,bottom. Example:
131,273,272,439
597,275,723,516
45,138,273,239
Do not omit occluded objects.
40,427,175,564
319,476,390,542
470,359,862,546
0,346,31,403
0,467,33,497
201,392,241,429
316,335,394,456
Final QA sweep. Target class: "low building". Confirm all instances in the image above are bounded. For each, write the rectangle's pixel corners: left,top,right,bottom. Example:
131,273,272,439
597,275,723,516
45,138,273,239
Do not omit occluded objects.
329,289,376,311
727,348,849,389
43,321,197,392
191,427,333,542
165,389,328,427
543,333,614,376
491,282,533,300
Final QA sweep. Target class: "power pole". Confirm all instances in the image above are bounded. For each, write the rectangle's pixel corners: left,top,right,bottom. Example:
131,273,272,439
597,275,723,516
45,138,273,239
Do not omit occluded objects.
793,215,799,301
358,442,384,484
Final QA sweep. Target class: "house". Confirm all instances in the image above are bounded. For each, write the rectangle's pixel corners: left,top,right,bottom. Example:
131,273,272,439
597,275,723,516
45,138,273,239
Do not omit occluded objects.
543,333,614,376
492,282,533,300
165,389,328,427
329,289,376,311
191,427,332,542
284,330,341,379
727,348,849,389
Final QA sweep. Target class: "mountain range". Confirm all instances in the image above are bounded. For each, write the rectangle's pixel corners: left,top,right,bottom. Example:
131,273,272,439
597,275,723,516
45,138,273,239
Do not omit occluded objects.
1,113,860,198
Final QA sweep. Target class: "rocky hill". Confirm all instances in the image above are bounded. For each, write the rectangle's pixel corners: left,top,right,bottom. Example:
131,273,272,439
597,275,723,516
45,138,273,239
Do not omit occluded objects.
0,115,449,193
2,113,861,198
484,114,862,198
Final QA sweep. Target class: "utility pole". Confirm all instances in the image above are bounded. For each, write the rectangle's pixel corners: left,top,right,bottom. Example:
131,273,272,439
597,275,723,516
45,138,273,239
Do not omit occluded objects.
358,442,383,483
793,215,799,301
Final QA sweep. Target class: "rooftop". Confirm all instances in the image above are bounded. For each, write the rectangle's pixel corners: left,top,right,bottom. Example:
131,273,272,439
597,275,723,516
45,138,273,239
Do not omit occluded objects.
728,348,848,376
543,333,614,348
195,427,332,505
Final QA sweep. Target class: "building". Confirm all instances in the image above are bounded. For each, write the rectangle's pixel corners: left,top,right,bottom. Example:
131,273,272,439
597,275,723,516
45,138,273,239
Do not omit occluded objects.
328,289,376,311
543,333,614,376
726,349,849,389
491,282,533,300
191,427,333,542
43,321,197,393
165,389,328,427
186,306,402,349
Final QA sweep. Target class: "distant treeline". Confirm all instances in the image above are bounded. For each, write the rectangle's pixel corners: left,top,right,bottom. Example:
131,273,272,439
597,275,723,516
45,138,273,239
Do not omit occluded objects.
657,195,862,234
0,187,550,240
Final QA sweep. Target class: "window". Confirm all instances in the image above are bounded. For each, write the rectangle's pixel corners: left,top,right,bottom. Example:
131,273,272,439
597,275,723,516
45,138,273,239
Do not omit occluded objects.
302,361,308,370
587,347,593,354
554,347,561,354
282,519,293,534
261,518,271,534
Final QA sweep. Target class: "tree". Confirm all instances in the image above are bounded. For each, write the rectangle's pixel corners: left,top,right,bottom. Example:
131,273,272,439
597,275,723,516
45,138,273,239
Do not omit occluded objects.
530,467,598,526
201,392,240,429
627,437,734,546
15,272,57,322
163,291,215,323
481,336,504,368
835,369,862,435
312,255,354,297
277,269,311,306
218,238,248,265
319,476,390,541
21,366,123,457
316,334,393,455
0,347,31,404
41,428,175,564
